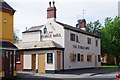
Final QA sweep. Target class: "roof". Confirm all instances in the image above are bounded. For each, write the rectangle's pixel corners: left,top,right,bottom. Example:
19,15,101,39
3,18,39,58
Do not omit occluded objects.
15,40,63,50
22,21,100,38
56,21,100,38
0,40,18,50
22,25,44,33
0,1,15,14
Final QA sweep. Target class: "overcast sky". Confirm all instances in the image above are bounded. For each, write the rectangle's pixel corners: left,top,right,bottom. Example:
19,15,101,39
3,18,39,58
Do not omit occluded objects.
4,0,119,38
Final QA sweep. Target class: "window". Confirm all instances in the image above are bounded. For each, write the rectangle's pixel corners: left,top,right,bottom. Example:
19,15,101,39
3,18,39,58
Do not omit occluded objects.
4,18,7,23
96,40,98,46
87,38,91,44
77,53,80,61
44,26,47,34
70,53,76,62
47,53,53,64
70,33,75,41
76,35,79,43
87,55,92,62
98,55,101,62
16,55,21,63
81,54,84,62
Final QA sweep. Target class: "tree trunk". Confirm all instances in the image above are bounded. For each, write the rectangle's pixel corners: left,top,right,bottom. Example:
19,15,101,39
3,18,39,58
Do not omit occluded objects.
116,55,119,66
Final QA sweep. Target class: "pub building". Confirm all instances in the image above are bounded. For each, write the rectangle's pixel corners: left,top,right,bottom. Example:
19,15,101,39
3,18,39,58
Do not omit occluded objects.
15,1,101,73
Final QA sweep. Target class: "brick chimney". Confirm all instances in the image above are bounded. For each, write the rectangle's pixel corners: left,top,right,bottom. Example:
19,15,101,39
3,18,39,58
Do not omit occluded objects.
76,19,86,31
47,1,56,19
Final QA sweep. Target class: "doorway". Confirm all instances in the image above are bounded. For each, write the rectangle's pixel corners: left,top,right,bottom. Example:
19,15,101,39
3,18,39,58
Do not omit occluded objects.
32,54,36,71
95,55,97,68
57,51,61,70
38,54,45,74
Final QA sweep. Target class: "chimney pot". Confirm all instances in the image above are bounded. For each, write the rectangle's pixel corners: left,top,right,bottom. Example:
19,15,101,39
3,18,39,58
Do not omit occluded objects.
47,1,56,19
49,1,51,7
53,1,55,6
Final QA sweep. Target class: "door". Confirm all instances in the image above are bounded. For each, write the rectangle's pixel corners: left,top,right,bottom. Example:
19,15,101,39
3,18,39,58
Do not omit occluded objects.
95,55,97,68
57,51,61,70
5,51,14,77
38,54,45,74
32,54,36,71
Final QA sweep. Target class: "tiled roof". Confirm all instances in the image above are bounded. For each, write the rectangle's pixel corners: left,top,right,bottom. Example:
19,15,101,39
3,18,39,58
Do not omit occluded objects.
22,25,44,33
22,21,100,38
15,40,63,50
0,40,18,49
56,21,100,38
0,1,15,14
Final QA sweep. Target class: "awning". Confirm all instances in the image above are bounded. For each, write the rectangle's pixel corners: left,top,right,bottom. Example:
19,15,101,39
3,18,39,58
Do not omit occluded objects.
0,40,18,50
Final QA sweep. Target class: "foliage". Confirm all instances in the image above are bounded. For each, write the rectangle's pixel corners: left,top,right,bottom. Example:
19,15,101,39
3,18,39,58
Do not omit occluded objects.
101,16,120,65
86,20,102,36
100,66,120,68
14,29,19,42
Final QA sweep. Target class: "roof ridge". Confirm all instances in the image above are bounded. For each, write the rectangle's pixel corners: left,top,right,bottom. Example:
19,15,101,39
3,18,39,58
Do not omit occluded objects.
56,21,100,38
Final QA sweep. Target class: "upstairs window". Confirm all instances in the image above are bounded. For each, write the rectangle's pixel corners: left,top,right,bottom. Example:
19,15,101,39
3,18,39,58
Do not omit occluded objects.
44,26,47,34
87,38,91,44
4,18,7,23
70,33,75,41
76,35,80,43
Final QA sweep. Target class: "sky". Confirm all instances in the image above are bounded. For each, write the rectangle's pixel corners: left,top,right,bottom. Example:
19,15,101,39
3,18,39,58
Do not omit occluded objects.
4,0,119,39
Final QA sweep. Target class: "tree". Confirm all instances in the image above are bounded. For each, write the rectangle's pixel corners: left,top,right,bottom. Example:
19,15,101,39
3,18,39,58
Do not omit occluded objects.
14,29,19,42
86,20,102,36
101,16,120,65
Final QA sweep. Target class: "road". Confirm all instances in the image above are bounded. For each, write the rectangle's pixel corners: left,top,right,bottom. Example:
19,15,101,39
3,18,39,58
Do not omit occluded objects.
15,68,120,80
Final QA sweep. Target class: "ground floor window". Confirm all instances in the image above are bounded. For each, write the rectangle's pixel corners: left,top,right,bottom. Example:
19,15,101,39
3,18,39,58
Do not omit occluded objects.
87,55,92,62
47,53,53,64
98,55,101,62
77,53,80,61
77,53,84,62
70,53,76,62
81,54,84,62
16,55,21,63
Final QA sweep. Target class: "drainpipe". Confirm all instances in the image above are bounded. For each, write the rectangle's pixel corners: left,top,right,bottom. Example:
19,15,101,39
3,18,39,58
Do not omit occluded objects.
62,49,64,71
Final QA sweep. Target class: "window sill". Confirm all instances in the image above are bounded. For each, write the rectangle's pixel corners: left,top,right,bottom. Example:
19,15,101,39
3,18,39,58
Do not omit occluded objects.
16,62,21,64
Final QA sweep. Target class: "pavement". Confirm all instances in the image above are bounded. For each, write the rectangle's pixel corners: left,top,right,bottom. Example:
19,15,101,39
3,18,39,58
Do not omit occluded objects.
16,68,120,80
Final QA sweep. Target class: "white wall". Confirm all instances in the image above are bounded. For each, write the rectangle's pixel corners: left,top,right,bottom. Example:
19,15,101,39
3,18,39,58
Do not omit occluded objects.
24,54,31,69
22,31,41,42
64,29,101,69
24,50,56,70
42,19,65,47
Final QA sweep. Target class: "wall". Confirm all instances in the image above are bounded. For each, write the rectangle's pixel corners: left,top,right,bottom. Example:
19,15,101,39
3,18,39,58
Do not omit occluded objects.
23,50,57,70
16,51,23,71
0,11,14,42
22,31,41,42
24,54,31,69
42,19,65,47
64,29,101,69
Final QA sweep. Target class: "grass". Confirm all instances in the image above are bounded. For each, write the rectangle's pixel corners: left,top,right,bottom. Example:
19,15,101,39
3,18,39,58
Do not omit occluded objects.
100,65,120,68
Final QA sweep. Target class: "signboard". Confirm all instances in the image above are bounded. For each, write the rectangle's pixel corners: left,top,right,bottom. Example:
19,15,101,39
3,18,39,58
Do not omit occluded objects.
73,45,89,50
42,33,61,38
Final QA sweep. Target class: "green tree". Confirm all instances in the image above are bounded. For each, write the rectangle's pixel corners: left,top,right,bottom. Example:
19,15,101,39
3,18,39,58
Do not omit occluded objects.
86,20,102,36
101,16,120,65
14,29,19,42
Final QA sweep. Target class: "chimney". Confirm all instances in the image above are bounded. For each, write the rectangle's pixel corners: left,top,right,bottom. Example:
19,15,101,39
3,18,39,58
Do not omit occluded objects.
76,19,86,31
47,1,57,19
